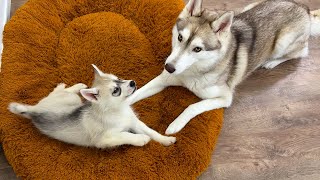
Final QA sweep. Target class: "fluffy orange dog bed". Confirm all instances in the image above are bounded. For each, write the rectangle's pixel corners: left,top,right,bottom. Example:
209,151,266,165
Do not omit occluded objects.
0,0,223,179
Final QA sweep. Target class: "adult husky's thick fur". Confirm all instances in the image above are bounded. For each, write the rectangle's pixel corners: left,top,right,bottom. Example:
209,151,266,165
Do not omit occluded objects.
9,65,176,148
128,0,320,134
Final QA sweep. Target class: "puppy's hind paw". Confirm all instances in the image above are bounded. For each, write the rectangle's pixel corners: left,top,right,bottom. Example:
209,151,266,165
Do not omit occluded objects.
159,136,176,146
133,134,151,146
8,103,27,114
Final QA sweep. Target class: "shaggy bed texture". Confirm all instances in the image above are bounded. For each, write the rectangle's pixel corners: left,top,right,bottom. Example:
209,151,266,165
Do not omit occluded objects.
0,0,223,179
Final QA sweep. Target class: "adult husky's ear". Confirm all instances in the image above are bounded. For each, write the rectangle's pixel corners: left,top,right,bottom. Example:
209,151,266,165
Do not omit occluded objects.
179,0,203,18
211,11,234,34
80,88,99,102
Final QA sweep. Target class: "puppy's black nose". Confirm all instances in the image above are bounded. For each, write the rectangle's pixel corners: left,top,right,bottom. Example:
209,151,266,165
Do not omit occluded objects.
129,81,136,87
165,63,176,73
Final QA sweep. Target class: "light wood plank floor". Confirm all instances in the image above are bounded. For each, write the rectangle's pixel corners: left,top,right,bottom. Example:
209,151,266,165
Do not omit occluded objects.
1,0,320,179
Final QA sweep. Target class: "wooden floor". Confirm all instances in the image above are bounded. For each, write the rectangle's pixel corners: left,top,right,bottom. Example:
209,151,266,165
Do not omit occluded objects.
1,0,320,179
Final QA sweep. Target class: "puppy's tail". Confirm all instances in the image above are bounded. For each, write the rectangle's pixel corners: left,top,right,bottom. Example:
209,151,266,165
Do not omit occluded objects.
8,102,34,119
310,9,320,36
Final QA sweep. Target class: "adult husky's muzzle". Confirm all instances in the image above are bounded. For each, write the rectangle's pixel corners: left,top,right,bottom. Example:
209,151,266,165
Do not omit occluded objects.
165,63,176,73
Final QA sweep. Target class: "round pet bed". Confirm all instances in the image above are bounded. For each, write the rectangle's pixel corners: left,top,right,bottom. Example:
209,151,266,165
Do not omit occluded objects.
0,0,223,179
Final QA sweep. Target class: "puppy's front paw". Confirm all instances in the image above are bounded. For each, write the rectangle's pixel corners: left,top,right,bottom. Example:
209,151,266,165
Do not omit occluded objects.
133,134,151,146
54,83,66,91
57,83,66,87
159,136,176,146
66,83,88,93
74,83,88,90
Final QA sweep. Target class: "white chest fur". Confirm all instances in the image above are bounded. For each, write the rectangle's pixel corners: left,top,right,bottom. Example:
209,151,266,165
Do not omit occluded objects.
177,71,230,99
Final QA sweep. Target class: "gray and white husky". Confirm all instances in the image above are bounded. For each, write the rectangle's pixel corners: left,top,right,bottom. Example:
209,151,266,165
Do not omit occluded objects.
9,65,176,148
127,0,320,134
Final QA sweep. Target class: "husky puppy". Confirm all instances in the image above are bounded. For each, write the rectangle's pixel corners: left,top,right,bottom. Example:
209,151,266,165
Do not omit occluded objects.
9,65,176,148
127,0,320,134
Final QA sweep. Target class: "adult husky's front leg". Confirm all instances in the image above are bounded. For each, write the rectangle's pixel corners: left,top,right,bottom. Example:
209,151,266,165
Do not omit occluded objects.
127,71,181,105
165,96,233,135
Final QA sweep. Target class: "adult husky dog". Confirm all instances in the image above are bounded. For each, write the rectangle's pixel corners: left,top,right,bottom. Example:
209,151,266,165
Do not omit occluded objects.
128,0,320,135
9,65,176,148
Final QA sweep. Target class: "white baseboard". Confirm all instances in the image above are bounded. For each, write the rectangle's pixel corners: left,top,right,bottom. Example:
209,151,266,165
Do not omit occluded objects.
0,0,11,71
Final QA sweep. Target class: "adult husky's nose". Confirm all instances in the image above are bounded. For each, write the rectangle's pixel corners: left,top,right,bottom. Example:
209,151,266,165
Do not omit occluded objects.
165,63,176,73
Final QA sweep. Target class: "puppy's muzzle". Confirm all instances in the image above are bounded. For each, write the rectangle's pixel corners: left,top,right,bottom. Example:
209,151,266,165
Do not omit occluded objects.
129,81,136,88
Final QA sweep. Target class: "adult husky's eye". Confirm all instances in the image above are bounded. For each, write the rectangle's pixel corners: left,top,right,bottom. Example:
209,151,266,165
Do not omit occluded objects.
178,34,183,42
112,87,121,96
193,47,202,53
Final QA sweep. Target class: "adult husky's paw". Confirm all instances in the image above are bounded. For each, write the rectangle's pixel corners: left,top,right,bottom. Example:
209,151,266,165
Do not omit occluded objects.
159,136,176,146
165,120,185,135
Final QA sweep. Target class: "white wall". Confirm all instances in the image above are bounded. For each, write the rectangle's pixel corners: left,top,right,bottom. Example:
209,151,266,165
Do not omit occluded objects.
0,0,11,71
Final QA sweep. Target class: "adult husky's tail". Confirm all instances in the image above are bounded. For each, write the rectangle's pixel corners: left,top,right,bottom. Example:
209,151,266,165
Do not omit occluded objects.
311,9,320,36
8,102,34,119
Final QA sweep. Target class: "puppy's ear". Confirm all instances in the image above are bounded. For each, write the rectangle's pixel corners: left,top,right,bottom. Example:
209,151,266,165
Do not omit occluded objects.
211,11,234,34
92,64,105,75
179,0,203,18
92,64,105,82
80,88,99,102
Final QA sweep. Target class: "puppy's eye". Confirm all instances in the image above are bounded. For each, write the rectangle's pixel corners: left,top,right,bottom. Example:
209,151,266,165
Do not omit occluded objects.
112,87,121,97
178,34,183,42
113,87,120,93
193,47,202,53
